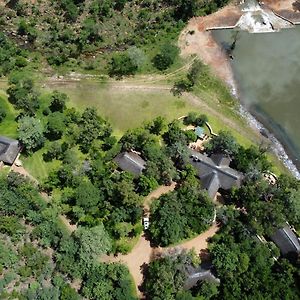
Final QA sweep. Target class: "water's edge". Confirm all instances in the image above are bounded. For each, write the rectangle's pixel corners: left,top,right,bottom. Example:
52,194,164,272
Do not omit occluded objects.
226,70,300,179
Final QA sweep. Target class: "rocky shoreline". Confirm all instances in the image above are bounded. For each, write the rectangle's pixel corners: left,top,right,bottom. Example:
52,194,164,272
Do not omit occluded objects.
179,0,300,178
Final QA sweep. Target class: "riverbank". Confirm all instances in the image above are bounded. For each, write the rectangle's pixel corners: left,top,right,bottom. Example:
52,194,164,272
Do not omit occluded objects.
179,0,300,178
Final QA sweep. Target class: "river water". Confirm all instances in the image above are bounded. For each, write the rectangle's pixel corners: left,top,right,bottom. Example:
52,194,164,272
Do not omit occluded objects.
212,26,300,172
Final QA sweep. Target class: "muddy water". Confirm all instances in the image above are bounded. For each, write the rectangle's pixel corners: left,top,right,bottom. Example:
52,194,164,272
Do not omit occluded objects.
213,27,300,170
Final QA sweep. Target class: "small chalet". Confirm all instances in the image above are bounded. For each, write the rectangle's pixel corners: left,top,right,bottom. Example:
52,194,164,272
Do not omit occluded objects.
184,264,220,290
270,226,300,256
0,136,22,166
114,151,146,176
189,150,243,198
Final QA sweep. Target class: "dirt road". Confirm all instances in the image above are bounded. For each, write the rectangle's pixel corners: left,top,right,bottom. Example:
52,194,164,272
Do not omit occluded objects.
100,183,220,299
165,223,219,254
101,184,176,297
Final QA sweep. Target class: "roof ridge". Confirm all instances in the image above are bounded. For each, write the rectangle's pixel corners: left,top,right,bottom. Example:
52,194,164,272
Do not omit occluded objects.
282,227,300,251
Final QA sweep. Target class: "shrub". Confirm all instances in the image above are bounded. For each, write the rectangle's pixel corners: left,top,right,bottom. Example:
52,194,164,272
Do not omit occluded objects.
0,107,6,123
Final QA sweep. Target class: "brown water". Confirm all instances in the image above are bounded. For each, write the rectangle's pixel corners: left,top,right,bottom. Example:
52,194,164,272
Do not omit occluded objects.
213,27,300,170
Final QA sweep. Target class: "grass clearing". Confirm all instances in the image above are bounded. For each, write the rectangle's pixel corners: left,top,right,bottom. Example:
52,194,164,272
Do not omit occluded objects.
0,94,18,138
43,81,197,134
22,148,61,182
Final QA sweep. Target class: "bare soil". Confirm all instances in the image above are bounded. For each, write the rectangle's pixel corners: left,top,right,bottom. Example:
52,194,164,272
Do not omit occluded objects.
101,184,220,299
179,1,300,90
59,215,77,233
264,0,300,22
179,4,241,88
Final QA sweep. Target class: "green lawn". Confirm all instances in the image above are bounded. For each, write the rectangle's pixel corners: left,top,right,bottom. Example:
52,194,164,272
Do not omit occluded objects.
0,72,290,179
22,148,61,182
0,93,18,138
43,81,196,135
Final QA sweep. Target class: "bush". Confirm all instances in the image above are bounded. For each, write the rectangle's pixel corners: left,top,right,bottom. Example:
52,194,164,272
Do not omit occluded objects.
153,44,179,71
108,53,138,78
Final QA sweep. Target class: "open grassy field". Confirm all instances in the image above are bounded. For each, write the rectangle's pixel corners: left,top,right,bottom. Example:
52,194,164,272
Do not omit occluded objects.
22,148,61,182
43,80,197,137
0,71,289,179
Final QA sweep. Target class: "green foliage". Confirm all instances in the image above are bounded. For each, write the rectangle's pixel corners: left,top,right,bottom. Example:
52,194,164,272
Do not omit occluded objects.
18,116,45,152
137,175,159,196
73,224,112,262
0,216,25,241
145,116,167,135
205,130,239,157
60,0,80,22
108,53,138,78
172,60,205,95
193,281,219,299
7,72,40,115
150,181,214,246
153,44,179,71
49,91,68,113
150,193,186,246
0,241,18,270
163,120,188,146
81,263,137,300
232,145,272,173
0,107,7,123
17,19,37,42
43,141,65,161
144,250,195,300
172,79,193,96
0,33,28,76
187,60,205,85
184,112,208,127
209,218,299,299
78,107,111,153
46,112,66,140
19,243,50,278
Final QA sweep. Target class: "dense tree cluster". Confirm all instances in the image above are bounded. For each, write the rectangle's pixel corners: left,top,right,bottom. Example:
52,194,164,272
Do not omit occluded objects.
1,0,230,72
143,249,214,300
0,173,137,299
229,174,300,236
0,33,28,76
152,44,179,71
150,176,215,246
208,211,300,299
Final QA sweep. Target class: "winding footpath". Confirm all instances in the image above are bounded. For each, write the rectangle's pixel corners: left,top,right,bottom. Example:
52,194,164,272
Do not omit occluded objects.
101,183,219,298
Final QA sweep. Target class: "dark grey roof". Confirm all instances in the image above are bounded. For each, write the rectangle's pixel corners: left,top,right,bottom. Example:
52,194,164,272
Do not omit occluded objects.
114,151,146,176
184,265,220,290
189,150,243,198
211,154,231,167
0,136,21,165
270,226,300,255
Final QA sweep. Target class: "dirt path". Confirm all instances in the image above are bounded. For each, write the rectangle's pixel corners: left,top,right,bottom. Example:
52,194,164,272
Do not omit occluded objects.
59,215,77,233
144,182,176,211
101,183,220,299
165,223,219,254
101,184,176,298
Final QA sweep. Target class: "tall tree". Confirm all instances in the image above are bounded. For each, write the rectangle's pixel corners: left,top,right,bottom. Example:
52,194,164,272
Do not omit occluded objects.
18,116,44,152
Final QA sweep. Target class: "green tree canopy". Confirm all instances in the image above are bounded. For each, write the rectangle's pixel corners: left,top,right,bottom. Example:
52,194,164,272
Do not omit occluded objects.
205,130,238,157
7,71,40,115
18,116,45,152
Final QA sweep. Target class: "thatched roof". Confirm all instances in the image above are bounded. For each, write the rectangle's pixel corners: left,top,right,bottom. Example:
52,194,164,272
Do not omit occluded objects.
114,151,146,176
184,265,220,290
0,136,21,165
189,150,243,198
270,226,300,255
